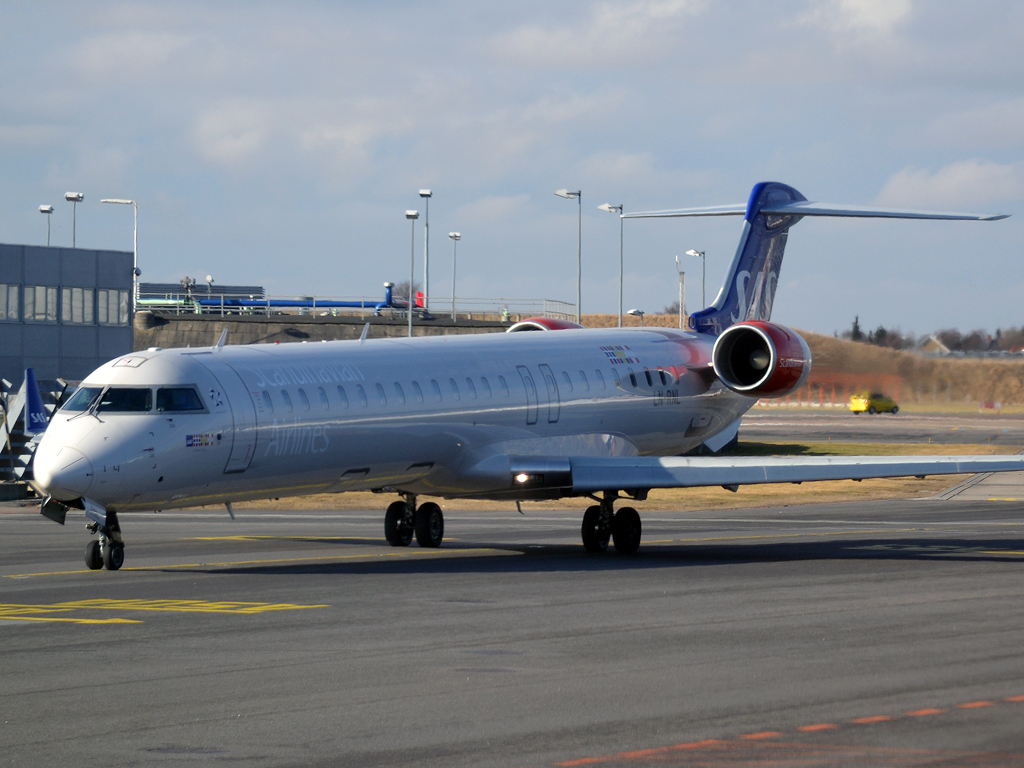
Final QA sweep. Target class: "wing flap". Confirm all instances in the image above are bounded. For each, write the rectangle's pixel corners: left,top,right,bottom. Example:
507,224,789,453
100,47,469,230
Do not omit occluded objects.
569,455,1024,494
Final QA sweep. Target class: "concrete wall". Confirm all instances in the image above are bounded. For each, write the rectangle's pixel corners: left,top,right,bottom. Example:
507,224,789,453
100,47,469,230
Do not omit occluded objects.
134,311,513,350
0,243,133,385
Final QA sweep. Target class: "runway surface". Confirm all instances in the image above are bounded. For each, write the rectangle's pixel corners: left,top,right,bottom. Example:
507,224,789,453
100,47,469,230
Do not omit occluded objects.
4,492,1024,767
742,409,1024,445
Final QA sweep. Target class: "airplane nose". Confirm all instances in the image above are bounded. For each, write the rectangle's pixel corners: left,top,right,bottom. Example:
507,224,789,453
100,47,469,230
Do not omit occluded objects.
34,446,93,500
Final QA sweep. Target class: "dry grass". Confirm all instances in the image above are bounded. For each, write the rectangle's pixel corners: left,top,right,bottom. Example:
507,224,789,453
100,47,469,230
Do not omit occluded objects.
206,441,1014,514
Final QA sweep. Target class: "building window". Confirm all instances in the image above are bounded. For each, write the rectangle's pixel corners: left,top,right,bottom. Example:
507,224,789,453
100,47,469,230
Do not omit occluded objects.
61,287,94,325
0,284,18,321
24,285,57,323
98,289,130,326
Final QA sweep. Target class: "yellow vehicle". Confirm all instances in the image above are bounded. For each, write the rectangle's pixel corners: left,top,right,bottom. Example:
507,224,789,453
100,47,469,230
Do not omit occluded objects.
850,391,898,415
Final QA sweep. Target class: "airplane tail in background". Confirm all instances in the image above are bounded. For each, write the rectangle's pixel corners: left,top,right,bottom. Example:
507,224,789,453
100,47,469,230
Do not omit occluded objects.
23,368,48,434
624,182,1008,336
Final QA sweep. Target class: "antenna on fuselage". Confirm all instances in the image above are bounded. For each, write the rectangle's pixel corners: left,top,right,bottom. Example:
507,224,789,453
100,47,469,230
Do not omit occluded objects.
360,323,370,343
215,329,228,350
225,501,235,520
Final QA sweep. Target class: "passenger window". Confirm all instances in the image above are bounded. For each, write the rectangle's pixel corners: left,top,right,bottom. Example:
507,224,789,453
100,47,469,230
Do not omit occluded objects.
561,371,573,392
336,385,349,408
644,370,653,387
156,387,204,412
480,377,492,398
658,369,668,386
465,377,477,399
498,375,509,396
449,378,460,400
578,370,590,392
262,391,274,413
281,390,293,412
628,372,637,388
298,388,310,411
355,385,368,407
375,383,387,406
97,387,152,413
61,386,102,412
594,369,606,390
318,386,329,409
430,379,442,402
393,382,406,405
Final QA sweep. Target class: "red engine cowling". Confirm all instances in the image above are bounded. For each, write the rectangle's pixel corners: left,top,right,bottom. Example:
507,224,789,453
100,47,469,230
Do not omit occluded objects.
712,321,811,398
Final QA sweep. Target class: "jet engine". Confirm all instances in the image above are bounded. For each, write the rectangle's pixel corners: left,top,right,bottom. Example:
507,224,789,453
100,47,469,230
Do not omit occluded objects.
712,321,811,398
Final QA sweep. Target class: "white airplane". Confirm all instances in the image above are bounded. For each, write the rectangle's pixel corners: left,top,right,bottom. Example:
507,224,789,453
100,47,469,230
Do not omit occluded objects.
31,181,1018,571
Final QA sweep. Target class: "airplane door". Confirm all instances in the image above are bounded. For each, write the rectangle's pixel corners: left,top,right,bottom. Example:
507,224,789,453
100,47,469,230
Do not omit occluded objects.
194,358,258,474
537,364,560,423
516,365,538,425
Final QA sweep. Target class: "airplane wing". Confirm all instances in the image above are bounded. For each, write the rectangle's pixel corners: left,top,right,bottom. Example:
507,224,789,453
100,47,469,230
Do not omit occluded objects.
565,454,1024,494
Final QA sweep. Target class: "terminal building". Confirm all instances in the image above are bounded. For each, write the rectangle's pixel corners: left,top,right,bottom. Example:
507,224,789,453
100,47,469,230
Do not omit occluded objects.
0,243,134,386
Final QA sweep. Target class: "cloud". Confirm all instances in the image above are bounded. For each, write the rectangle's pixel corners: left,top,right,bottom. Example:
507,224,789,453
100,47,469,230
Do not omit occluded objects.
453,194,532,224
800,0,912,40
496,0,705,67
922,99,1024,150
193,101,272,164
876,160,1024,209
72,30,197,80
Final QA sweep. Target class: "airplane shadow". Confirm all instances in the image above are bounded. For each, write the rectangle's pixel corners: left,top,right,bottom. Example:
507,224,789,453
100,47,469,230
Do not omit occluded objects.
193,534,1024,577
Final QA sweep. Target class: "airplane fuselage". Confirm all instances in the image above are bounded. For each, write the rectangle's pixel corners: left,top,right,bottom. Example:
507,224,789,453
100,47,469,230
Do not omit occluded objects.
35,327,751,511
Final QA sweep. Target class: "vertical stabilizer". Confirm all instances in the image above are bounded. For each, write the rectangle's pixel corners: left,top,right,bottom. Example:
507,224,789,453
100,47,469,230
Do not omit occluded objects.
688,182,805,334
23,368,49,434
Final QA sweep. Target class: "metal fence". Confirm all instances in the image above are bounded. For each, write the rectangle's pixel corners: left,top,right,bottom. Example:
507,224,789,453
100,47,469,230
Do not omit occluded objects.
137,290,576,321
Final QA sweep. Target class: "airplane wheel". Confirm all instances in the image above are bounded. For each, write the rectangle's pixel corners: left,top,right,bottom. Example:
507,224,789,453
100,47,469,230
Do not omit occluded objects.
891,406,899,414
384,501,413,547
102,542,125,571
415,502,444,548
868,405,876,414
581,505,609,553
612,507,642,555
85,540,103,570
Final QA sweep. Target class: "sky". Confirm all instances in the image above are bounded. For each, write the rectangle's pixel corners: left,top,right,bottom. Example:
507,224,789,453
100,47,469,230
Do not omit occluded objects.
1,0,1022,337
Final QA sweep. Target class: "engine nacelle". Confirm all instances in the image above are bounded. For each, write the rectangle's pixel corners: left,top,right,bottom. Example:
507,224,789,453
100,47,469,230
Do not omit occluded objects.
712,321,811,398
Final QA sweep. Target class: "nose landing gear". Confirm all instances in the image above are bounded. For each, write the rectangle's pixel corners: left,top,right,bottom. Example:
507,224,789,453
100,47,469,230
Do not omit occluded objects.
581,492,642,554
384,494,445,548
84,508,125,571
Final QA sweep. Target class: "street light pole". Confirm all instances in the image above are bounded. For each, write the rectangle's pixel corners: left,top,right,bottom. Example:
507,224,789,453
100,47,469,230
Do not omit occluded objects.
555,189,582,323
598,203,624,326
405,210,419,338
675,255,686,330
685,249,706,307
64,192,83,247
102,198,138,311
627,308,645,327
39,205,53,246
448,232,461,322
419,190,432,308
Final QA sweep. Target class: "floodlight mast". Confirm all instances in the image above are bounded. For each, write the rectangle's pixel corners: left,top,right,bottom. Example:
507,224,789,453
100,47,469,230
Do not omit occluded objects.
64,192,83,247
598,203,624,326
39,205,54,247
406,210,419,338
685,249,706,307
555,189,582,323
627,307,645,327
419,190,432,309
448,232,461,321
101,198,138,311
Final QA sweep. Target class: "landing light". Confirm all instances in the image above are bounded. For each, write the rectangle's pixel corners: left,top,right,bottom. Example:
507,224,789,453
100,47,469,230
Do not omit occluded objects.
515,473,531,483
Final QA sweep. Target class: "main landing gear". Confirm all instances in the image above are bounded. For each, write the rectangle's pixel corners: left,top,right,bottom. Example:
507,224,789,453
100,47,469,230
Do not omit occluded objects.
581,492,642,555
384,495,444,548
85,510,125,571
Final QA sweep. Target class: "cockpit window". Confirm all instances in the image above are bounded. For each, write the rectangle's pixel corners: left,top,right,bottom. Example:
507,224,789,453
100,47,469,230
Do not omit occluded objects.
97,387,153,413
61,386,103,412
156,387,205,412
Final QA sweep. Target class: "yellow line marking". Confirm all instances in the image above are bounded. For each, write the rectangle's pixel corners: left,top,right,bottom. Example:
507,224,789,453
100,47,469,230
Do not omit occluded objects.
2,547,510,579
647,529,916,544
988,498,1020,501
0,598,327,624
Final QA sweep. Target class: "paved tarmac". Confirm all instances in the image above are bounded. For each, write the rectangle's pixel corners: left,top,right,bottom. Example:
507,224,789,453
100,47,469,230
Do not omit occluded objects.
4,493,1024,767
742,409,1024,446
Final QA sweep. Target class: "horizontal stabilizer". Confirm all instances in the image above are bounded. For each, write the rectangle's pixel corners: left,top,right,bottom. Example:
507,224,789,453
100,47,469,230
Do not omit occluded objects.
624,201,1008,221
